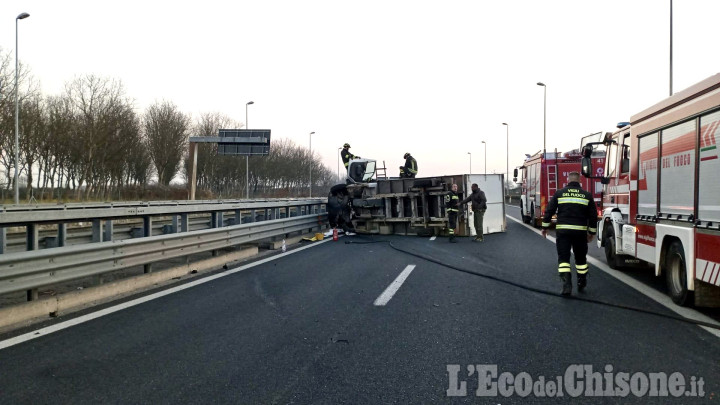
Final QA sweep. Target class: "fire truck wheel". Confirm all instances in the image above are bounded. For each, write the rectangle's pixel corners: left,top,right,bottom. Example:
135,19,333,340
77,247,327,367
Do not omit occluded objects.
521,205,530,224
603,229,623,270
664,240,693,306
529,205,536,227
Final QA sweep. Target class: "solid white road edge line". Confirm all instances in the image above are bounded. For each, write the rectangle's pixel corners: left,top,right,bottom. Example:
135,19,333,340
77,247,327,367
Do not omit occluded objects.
0,237,335,351
506,212,720,340
374,265,417,306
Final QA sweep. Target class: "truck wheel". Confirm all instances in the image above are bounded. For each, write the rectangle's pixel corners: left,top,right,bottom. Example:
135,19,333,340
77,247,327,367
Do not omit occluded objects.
521,205,530,224
530,205,536,227
330,184,348,196
665,240,693,306
603,228,623,270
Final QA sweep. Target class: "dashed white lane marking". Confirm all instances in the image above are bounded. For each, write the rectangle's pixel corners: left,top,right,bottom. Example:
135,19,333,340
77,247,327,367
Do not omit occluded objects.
430,236,437,241
506,212,720,339
0,238,335,351
374,265,416,306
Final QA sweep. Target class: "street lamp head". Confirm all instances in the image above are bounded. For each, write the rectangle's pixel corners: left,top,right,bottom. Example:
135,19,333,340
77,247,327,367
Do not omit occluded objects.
502,122,508,126
310,131,315,135
246,101,254,105
17,13,30,20
482,141,486,144
467,152,471,155
537,82,545,87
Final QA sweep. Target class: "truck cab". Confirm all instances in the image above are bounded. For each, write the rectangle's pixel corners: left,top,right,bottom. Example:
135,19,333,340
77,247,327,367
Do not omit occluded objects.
580,124,641,269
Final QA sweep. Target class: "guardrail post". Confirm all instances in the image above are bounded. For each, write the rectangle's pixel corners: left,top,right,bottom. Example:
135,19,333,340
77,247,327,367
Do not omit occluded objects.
92,219,103,242
27,224,39,251
172,215,180,233
26,224,39,301
235,209,242,225
210,212,224,228
143,215,154,270
180,214,189,232
58,223,67,247
143,216,152,237
250,209,257,223
104,220,114,242
0,227,6,254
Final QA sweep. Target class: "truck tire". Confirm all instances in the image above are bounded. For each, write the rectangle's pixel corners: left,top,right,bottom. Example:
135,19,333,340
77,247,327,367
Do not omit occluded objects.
521,205,530,224
603,228,623,270
665,240,693,306
330,184,348,196
530,205,536,228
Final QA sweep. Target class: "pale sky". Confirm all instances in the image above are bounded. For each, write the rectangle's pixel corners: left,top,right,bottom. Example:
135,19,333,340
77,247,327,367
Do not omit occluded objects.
1,0,719,183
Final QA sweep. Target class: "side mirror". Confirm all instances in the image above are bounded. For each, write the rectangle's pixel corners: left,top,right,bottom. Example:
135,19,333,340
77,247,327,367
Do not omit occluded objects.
581,145,593,158
513,168,518,177
581,157,593,178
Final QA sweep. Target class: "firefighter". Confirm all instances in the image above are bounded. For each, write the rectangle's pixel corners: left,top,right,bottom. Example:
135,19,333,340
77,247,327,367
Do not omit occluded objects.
444,183,460,243
340,143,359,171
399,152,418,178
541,172,598,296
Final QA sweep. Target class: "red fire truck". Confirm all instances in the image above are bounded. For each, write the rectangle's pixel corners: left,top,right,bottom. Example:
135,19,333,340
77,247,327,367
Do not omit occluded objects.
581,73,720,307
514,149,604,227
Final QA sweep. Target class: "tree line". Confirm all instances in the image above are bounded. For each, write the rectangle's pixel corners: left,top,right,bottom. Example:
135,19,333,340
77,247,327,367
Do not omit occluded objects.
0,49,337,202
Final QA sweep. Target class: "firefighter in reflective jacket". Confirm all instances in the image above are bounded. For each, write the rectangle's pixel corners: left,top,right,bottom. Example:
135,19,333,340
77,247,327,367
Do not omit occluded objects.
341,143,359,171
444,183,460,243
541,172,598,296
399,152,418,178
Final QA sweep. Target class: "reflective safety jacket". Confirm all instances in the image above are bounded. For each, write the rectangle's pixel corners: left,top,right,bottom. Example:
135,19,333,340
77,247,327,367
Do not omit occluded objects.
403,156,418,175
542,181,598,234
444,190,459,212
341,148,357,167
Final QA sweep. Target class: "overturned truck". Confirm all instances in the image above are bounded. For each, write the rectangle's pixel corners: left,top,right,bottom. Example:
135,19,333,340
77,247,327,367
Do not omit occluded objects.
329,159,507,237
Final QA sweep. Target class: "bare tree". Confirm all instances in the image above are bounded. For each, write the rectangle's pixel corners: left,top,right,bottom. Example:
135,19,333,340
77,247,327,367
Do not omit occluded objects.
0,47,39,193
143,101,190,186
64,75,133,199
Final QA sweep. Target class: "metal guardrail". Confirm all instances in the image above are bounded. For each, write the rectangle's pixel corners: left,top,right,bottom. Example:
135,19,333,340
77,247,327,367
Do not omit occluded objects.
0,198,327,226
0,213,327,295
0,198,327,254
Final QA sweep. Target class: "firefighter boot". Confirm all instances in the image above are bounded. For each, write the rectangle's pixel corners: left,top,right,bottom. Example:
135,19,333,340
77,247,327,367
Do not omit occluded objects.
559,273,572,296
577,273,587,292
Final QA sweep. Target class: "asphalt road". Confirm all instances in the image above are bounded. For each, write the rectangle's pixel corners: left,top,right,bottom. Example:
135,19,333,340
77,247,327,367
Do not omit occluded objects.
1,215,719,403
506,204,720,323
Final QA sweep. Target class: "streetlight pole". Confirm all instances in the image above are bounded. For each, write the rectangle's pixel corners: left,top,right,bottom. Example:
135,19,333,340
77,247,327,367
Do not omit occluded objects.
537,82,546,158
337,147,341,182
309,132,315,197
669,0,673,96
502,122,509,193
14,12,30,205
467,152,471,174
245,101,254,199
481,141,487,175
